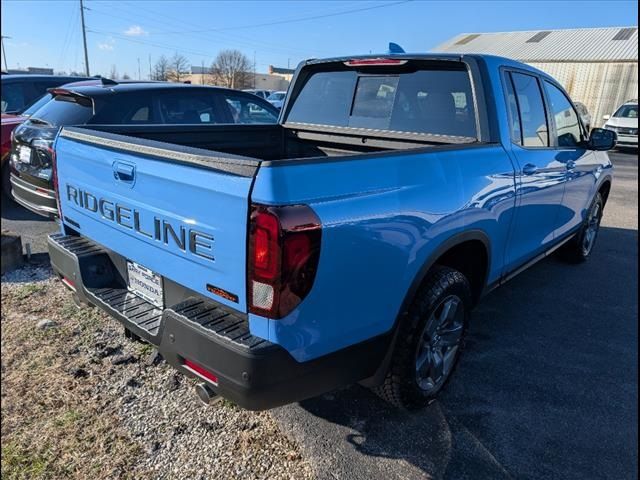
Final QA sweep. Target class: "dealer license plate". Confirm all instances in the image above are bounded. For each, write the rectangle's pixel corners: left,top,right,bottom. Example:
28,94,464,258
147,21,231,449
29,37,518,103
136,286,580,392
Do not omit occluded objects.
127,261,163,308
18,145,32,164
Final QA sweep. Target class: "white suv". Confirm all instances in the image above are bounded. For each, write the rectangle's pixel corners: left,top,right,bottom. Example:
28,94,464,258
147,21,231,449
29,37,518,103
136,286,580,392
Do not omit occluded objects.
603,99,638,148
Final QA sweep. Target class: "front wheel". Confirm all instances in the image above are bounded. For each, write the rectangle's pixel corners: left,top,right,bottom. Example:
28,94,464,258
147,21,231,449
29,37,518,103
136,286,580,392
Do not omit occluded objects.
560,192,604,263
374,266,471,409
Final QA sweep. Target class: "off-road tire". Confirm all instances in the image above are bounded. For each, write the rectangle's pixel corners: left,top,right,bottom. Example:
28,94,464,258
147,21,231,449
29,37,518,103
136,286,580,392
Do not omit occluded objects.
374,265,472,409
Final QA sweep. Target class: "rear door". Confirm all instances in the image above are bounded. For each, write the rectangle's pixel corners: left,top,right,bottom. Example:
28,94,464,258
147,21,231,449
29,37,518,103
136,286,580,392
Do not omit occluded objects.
55,127,258,311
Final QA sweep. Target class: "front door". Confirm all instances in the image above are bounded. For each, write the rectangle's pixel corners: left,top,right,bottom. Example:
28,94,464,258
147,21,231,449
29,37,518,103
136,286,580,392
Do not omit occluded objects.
503,70,567,273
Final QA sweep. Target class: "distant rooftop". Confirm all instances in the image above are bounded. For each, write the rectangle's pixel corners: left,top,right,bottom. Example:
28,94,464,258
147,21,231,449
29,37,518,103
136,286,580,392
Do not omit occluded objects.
432,26,638,62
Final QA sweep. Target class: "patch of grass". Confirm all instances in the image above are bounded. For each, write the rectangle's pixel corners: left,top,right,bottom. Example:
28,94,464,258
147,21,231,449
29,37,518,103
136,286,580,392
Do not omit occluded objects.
13,284,46,300
54,409,82,428
1,441,53,480
136,342,154,356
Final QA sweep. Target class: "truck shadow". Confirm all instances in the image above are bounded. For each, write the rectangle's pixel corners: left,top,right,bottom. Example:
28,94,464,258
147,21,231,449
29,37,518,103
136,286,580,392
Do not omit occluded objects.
280,226,638,480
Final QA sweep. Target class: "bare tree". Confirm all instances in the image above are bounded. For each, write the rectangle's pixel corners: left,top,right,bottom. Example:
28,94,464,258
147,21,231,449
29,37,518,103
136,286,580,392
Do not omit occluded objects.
122,72,131,80
153,54,170,81
109,64,118,80
167,52,190,82
211,49,251,89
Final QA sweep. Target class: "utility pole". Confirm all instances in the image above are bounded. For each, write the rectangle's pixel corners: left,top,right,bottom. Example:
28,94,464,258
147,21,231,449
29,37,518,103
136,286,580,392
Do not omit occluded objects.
201,60,205,85
148,54,152,80
137,57,141,80
79,0,90,76
1,35,10,71
253,51,256,88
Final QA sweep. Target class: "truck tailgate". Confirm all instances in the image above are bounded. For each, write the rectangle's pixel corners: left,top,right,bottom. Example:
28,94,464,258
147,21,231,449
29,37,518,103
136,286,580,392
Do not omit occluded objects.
54,127,259,311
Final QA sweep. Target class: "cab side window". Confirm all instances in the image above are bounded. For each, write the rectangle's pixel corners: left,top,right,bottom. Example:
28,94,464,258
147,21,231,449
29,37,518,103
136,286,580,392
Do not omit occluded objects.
510,72,549,147
544,81,583,147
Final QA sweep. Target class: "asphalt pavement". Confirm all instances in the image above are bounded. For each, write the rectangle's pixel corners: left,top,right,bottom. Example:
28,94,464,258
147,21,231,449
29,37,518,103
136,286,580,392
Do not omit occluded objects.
2,150,638,480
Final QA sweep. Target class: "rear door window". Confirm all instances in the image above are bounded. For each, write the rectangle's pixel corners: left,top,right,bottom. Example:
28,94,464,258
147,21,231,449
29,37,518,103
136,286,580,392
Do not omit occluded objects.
157,91,222,124
510,72,549,147
221,93,278,124
286,65,477,138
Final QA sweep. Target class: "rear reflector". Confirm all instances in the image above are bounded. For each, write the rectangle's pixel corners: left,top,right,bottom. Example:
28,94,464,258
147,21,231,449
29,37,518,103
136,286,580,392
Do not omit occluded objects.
344,58,408,66
61,277,76,291
183,359,218,385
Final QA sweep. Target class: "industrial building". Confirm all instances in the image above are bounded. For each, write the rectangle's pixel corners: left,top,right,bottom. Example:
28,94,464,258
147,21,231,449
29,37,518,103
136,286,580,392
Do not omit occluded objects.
433,27,638,127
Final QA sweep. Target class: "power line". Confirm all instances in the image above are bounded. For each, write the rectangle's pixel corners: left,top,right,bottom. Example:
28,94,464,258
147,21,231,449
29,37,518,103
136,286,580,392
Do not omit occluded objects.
154,1,412,34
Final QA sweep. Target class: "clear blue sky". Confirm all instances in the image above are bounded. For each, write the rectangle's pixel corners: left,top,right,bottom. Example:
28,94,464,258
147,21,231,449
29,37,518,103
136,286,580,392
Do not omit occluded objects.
1,0,638,78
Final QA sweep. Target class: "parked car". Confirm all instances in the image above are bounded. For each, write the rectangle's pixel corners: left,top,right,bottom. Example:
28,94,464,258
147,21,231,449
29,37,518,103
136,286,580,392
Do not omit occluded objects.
243,89,274,100
2,79,107,195
48,53,614,411
9,81,279,217
603,99,638,148
1,74,92,114
266,90,287,109
574,101,592,132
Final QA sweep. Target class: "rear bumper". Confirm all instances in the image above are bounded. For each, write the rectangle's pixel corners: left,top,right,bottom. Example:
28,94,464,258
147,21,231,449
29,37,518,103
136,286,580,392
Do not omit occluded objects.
10,172,57,218
48,233,389,410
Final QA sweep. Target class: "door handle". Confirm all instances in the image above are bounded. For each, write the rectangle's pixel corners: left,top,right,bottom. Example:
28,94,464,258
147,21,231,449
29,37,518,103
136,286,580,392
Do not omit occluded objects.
113,162,135,183
566,160,576,170
522,163,538,175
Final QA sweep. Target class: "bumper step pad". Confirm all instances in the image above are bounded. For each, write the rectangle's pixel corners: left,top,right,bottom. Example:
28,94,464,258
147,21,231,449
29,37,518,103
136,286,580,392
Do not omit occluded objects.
49,233,266,350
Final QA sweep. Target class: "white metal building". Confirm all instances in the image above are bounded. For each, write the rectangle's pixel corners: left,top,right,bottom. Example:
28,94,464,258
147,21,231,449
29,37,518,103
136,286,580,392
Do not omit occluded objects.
432,27,638,127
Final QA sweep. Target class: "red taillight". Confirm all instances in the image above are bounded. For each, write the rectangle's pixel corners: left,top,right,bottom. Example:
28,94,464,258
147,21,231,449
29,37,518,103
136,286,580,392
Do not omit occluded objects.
344,58,408,66
183,359,218,385
248,204,321,319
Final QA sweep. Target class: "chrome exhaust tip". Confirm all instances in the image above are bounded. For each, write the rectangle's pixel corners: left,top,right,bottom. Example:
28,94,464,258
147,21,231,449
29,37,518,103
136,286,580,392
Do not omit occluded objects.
195,383,223,406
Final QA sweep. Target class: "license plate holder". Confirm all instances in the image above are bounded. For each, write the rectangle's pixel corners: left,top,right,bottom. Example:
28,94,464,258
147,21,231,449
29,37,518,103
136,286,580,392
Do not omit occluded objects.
127,261,163,308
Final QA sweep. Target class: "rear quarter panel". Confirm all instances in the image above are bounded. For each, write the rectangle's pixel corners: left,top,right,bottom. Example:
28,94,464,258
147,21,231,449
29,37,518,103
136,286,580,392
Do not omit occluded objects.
251,145,517,361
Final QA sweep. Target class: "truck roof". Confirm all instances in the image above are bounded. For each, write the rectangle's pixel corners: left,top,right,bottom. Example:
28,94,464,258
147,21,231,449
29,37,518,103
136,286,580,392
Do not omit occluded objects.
303,52,551,79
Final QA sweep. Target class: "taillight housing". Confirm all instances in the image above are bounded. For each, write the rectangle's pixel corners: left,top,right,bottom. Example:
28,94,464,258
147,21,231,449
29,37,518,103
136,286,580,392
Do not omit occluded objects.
248,203,321,319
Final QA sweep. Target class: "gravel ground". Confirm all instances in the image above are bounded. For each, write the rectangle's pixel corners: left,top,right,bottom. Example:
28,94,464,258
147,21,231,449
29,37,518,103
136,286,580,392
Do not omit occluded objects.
1,264,313,480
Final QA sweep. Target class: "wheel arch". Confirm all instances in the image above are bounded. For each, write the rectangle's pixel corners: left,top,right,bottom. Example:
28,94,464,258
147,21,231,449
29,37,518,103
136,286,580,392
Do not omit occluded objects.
361,229,491,388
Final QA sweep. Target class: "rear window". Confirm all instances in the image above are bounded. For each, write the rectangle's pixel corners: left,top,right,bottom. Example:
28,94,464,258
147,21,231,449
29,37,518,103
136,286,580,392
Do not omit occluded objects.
22,93,53,117
286,65,477,138
29,95,93,126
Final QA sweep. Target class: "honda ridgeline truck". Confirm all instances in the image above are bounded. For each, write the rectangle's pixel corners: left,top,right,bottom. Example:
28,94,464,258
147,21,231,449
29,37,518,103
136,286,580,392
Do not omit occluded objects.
48,53,615,410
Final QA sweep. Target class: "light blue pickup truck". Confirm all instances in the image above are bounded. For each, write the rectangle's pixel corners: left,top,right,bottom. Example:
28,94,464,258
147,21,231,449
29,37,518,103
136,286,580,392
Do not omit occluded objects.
48,51,615,410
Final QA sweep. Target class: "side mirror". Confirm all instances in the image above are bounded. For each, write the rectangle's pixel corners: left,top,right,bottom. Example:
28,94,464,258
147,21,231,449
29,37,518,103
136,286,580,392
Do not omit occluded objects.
602,114,611,121
587,128,616,151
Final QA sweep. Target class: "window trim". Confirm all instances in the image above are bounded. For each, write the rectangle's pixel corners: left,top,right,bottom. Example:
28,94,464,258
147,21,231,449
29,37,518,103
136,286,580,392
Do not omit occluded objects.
500,67,552,151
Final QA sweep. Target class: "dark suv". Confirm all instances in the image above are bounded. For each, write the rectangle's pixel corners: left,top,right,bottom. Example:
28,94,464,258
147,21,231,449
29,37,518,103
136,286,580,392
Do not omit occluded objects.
9,81,279,217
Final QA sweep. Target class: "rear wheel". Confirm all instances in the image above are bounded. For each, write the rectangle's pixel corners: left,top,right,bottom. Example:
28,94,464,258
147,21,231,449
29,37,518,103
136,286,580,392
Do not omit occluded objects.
374,266,471,409
560,192,604,263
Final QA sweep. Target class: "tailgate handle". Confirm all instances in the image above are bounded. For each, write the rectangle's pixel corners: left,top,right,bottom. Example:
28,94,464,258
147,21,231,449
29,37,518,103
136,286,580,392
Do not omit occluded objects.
113,162,136,183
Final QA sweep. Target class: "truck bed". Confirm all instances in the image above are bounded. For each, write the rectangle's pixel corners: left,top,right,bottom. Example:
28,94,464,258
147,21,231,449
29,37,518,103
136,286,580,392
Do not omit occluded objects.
81,122,478,165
